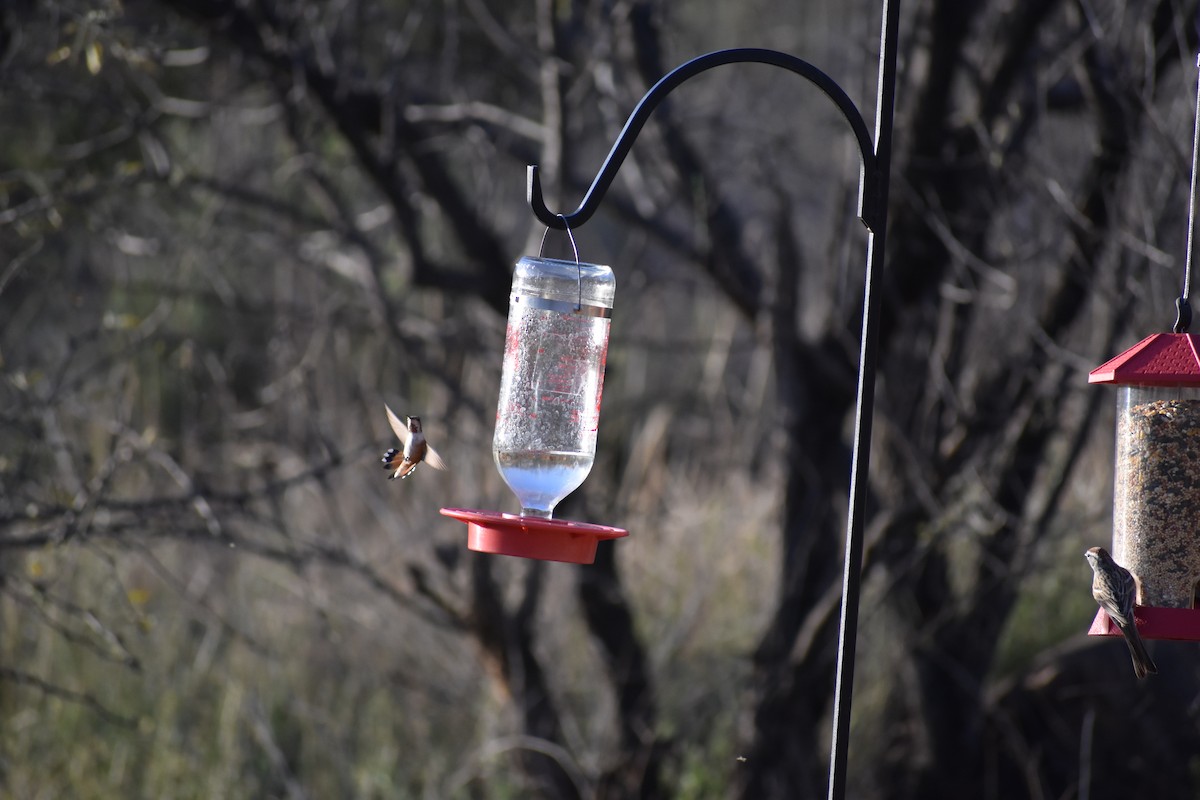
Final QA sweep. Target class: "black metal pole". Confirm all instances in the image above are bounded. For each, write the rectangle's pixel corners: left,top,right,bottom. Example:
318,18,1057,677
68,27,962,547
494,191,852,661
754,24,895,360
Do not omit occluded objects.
523,5,901,797
827,3,900,799
1176,54,1200,334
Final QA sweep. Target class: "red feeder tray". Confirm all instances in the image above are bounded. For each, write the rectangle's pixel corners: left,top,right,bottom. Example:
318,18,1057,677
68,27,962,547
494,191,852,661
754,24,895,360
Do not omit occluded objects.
440,508,628,564
1088,606,1200,641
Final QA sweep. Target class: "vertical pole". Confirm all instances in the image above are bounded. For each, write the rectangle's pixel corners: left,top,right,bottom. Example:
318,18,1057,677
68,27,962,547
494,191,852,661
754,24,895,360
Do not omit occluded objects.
1176,54,1200,334
826,1,900,799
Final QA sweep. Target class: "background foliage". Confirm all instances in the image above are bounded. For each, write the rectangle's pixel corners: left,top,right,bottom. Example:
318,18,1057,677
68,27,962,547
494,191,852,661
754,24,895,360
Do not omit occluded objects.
4,1,1200,798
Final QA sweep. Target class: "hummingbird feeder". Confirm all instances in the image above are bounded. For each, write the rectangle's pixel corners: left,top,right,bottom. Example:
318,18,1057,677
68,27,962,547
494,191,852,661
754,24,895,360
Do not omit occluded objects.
441,254,628,564
1087,56,1200,641
440,27,902,800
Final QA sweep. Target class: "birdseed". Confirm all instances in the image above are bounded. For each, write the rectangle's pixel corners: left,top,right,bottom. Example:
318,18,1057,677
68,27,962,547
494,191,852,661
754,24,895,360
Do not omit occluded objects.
1113,397,1200,608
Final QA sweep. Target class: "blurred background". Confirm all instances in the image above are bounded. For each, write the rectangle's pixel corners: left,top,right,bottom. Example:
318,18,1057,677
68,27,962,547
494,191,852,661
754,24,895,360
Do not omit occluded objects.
3,1,1200,798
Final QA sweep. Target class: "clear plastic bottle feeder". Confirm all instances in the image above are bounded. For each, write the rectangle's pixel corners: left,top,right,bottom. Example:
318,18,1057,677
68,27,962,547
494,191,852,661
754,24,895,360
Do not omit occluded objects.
441,256,628,564
1088,332,1200,639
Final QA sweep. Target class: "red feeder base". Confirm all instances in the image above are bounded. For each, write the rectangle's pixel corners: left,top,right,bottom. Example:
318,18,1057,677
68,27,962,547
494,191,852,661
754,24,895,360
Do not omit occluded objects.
440,508,628,564
1088,605,1200,641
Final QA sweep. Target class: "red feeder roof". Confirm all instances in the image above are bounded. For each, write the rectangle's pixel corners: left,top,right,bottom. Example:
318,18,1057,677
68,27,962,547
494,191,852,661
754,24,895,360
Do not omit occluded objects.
1089,333,1200,386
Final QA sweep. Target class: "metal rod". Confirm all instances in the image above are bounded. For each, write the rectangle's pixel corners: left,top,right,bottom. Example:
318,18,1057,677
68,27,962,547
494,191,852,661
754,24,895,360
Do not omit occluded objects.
826,3,900,798
1177,53,1200,334
523,8,901,798
527,47,883,232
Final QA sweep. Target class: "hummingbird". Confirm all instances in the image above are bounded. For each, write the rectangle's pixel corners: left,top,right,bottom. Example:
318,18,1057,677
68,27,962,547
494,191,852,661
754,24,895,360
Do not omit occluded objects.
381,404,447,480
1084,546,1157,679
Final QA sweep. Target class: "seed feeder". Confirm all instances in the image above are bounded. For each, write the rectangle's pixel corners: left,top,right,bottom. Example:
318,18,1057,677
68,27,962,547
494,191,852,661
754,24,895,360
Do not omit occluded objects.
1087,56,1200,641
441,250,628,564
1088,334,1200,639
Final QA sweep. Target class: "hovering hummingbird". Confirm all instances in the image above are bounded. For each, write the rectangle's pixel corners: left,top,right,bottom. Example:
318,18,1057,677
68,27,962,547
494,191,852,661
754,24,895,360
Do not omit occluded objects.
381,404,447,480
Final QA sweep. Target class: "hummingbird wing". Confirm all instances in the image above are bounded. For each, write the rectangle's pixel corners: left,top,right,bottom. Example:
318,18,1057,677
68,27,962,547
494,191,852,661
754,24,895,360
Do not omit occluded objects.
424,444,448,471
384,403,410,446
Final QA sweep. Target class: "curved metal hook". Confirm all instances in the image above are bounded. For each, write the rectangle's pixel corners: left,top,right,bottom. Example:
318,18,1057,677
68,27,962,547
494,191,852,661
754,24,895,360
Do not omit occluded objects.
528,47,882,233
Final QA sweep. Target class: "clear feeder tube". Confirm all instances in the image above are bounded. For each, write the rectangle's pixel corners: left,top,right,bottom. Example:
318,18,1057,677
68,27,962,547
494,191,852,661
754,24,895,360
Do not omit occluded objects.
1113,385,1200,608
493,256,615,519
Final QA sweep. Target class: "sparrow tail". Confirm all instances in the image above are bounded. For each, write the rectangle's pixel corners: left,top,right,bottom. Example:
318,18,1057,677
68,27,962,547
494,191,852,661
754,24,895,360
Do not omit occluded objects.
1120,624,1158,679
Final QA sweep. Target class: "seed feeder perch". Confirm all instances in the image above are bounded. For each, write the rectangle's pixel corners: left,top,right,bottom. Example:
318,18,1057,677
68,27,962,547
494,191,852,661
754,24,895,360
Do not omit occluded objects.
441,255,628,564
1087,56,1200,642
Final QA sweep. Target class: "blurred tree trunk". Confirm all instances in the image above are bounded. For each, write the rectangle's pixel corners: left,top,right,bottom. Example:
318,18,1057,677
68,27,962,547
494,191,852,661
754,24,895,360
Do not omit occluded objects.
470,558,582,799
867,1,1199,797
578,543,664,800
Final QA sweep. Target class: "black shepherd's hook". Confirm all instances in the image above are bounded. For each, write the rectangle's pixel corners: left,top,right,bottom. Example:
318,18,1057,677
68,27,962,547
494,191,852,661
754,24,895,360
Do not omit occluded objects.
526,47,888,234
522,9,902,800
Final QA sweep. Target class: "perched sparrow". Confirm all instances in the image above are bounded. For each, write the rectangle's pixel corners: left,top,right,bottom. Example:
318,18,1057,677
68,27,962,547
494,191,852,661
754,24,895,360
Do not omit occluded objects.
1084,546,1157,679
381,404,447,480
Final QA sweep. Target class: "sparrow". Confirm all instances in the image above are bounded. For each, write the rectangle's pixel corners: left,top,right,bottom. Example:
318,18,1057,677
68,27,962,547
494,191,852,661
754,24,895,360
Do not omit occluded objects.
1084,546,1157,679
381,404,447,480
